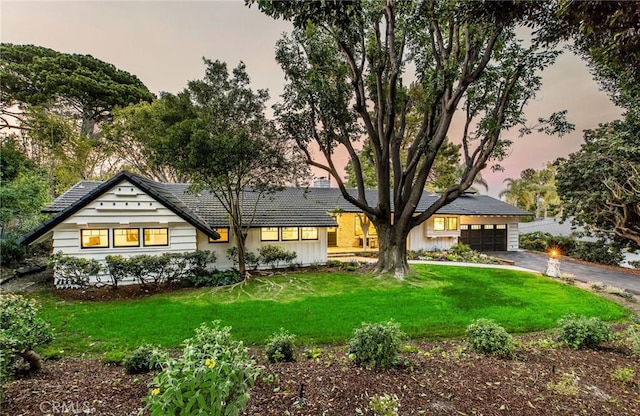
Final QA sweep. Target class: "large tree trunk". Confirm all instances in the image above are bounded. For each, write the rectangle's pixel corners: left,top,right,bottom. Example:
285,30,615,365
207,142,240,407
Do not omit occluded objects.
374,222,409,280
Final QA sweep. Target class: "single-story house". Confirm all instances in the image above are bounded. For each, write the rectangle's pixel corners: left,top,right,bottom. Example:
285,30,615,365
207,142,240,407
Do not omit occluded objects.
20,171,531,286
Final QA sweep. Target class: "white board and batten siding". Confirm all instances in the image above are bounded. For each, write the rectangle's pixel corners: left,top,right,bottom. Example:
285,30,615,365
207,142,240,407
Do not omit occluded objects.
52,180,197,286
407,216,460,251
196,227,328,270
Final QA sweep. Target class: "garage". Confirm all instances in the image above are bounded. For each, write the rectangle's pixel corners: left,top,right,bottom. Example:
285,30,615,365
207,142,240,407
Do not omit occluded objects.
460,224,507,251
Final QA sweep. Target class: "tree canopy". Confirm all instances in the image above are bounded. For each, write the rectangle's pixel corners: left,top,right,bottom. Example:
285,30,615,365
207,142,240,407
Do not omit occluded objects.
119,59,305,277
551,1,640,105
254,0,572,277
499,164,560,218
0,43,154,136
556,107,640,248
0,43,156,193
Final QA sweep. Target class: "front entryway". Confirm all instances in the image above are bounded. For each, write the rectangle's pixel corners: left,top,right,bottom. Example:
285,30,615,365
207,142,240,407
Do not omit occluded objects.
460,224,507,251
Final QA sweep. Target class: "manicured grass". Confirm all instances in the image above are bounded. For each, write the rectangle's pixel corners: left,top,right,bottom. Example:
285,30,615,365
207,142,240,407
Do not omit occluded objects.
34,264,630,356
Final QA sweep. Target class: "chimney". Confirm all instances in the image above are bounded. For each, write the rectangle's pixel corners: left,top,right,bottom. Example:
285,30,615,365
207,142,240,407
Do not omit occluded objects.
313,177,330,188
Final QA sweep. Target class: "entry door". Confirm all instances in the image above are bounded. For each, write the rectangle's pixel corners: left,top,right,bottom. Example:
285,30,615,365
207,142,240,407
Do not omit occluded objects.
460,224,507,251
327,227,337,247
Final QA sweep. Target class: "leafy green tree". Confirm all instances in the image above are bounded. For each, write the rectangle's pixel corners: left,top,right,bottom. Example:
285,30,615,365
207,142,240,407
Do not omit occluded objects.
104,95,191,182
254,0,572,277
0,140,34,182
556,108,640,248
550,1,640,106
0,171,50,234
0,43,155,190
146,60,305,277
0,43,154,136
500,164,560,217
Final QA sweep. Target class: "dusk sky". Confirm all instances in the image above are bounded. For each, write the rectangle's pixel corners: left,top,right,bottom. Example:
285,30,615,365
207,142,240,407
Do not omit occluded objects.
1,0,623,197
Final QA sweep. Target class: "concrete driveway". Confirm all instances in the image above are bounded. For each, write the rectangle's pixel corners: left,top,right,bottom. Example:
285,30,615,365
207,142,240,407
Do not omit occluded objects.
488,251,640,295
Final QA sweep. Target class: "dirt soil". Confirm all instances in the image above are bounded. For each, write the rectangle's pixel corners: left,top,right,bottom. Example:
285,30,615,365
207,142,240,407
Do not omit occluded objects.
3,334,640,416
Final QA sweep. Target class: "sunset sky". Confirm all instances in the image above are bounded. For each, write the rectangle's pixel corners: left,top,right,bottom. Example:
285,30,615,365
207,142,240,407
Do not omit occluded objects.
1,0,623,197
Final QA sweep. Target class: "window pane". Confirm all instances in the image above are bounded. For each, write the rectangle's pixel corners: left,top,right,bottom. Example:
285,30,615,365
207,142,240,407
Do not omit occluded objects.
209,228,229,243
496,224,507,230
281,227,299,241
484,224,494,229
114,228,139,247
447,217,458,230
81,229,109,248
144,228,168,246
261,227,279,241
460,224,469,230
301,227,318,240
433,217,445,231
471,224,482,230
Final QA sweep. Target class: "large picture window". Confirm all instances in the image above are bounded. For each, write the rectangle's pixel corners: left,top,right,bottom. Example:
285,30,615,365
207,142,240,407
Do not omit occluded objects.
301,227,318,240
113,228,140,247
81,229,109,249
209,228,229,243
434,217,459,231
143,228,168,246
261,227,279,241
281,227,299,241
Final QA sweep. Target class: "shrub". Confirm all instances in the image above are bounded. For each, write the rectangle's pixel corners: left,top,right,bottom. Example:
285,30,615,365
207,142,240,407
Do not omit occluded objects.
0,294,54,380
369,393,399,416
123,344,161,374
612,367,635,384
556,314,612,349
50,252,102,288
450,242,472,256
347,321,405,368
258,245,297,269
244,251,261,271
145,321,261,415
106,251,215,288
0,233,26,268
465,319,515,358
624,325,640,356
571,241,623,266
604,285,634,300
265,329,296,363
184,270,242,287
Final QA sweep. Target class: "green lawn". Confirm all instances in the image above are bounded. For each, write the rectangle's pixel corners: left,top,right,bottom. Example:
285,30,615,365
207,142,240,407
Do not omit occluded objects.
34,264,630,356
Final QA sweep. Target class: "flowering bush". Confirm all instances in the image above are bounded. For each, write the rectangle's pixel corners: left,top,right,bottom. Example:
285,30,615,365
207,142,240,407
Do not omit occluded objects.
145,321,261,415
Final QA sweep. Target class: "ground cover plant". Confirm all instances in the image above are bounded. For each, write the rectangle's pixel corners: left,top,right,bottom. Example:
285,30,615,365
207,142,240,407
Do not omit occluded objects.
30,264,629,356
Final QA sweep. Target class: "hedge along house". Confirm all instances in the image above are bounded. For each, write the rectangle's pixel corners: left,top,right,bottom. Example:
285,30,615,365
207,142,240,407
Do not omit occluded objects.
20,171,531,287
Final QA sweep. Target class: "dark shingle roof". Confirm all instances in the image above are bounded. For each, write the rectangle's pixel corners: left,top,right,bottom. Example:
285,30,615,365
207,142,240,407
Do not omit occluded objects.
19,172,220,245
24,172,531,245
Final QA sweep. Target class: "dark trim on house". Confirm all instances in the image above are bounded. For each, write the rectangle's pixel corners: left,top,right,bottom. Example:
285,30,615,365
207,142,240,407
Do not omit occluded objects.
19,171,220,245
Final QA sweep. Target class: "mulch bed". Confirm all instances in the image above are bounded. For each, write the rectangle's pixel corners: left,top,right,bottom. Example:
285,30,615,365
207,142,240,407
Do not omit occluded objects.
4,337,640,415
